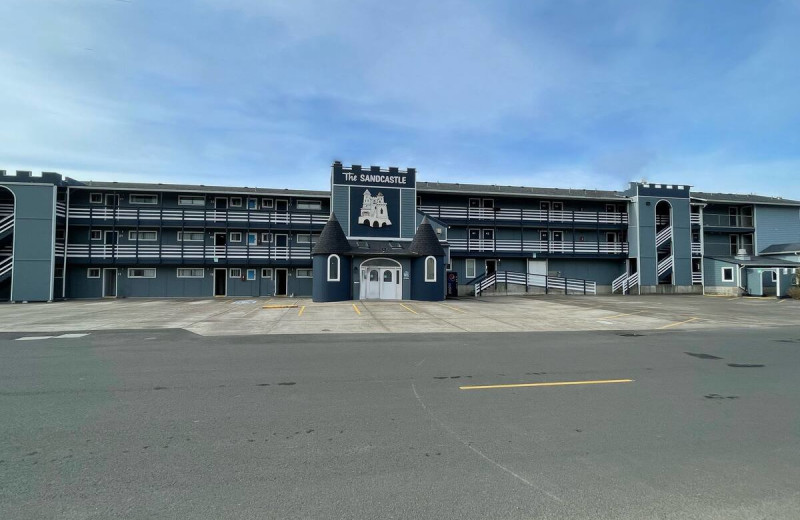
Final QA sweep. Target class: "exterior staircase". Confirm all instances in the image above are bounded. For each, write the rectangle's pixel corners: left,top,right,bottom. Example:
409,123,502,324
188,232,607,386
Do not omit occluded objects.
612,271,640,294
475,270,597,296
0,214,13,241
0,256,12,283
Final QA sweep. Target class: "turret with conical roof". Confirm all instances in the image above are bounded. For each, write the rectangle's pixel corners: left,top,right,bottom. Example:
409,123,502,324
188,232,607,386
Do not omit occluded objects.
408,216,445,257
312,213,351,255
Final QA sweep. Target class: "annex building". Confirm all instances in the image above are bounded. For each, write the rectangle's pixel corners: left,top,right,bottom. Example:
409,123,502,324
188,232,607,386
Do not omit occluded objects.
1,163,799,303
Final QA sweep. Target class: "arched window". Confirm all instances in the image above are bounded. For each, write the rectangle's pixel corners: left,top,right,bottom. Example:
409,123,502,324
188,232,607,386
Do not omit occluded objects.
425,256,436,282
327,254,340,282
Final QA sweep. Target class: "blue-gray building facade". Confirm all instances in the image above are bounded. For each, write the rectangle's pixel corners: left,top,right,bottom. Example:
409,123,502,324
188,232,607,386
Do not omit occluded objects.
1,166,798,302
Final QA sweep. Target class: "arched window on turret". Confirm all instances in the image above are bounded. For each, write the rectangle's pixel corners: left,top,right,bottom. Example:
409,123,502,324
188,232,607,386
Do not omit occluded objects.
425,256,436,282
327,254,340,282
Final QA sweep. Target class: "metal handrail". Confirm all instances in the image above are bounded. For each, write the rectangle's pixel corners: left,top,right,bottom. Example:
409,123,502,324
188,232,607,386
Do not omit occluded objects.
418,206,628,224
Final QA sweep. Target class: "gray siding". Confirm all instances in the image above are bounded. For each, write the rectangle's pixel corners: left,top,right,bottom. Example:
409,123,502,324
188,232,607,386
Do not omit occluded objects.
755,206,800,252
331,185,350,236
703,257,738,287
400,188,416,239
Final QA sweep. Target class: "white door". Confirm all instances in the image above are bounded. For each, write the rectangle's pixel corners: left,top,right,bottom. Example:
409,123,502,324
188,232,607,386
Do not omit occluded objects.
366,269,380,299
381,269,400,300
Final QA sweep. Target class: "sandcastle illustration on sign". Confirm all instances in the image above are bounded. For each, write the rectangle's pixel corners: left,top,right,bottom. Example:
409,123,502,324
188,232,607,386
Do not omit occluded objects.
358,189,392,227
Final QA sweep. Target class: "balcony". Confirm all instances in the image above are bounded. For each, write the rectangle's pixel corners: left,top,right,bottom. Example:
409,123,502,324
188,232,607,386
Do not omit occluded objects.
67,206,328,227
691,243,702,255
66,244,313,262
690,213,701,225
703,213,754,228
418,206,628,225
448,239,628,255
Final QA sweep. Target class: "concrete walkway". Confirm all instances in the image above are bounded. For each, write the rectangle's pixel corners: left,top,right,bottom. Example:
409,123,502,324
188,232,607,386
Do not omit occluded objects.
0,295,797,336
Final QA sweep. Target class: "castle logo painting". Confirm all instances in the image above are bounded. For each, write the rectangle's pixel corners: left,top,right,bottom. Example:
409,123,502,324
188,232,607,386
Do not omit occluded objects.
358,189,392,228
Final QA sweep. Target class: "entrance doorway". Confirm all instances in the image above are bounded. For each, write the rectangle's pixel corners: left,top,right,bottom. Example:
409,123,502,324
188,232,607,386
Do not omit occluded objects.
215,197,228,210
103,268,117,298
214,268,227,296
359,258,402,300
275,268,288,296
485,259,497,276
274,234,288,259
214,233,226,246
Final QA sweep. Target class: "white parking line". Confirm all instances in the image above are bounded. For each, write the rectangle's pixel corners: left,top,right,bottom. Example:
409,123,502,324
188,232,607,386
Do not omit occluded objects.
15,333,90,341
15,336,55,341
54,333,90,339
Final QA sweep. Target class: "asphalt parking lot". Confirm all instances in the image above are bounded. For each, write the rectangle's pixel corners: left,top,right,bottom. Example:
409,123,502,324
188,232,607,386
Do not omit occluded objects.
2,325,800,519
0,294,797,336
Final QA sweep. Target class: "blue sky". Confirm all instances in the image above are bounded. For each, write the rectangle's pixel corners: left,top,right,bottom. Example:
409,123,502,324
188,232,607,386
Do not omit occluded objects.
1,0,799,197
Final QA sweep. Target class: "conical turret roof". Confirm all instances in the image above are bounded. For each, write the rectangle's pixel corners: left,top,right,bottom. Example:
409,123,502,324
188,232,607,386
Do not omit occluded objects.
408,216,445,256
312,213,351,255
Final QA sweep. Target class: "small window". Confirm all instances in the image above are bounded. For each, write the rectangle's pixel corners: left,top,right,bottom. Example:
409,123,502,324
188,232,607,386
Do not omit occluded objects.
129,194,158,205
230,232,242,242
383,270,393,282
296,268,313,278
296,234,311,244
721,267,734,282
89,193,102,204
177,268,204,278
327,254,340,282
425,256,437,282
128,268,156,278
229,268,242,278
771,271,777,282
178,231,204,242
90,230,102,241
389,241,403,249
262,199,274,209
469,198,481,208
54,267,64,278
356,240,369,249
129,230,158,241
296,200,322,211
261,268,273,279
87,268,101,278
246,269,257,281
465,258,476,278
261,233,272,243
230,197,242,208
247,198,258,210
178,195,205,206
247,232,258,246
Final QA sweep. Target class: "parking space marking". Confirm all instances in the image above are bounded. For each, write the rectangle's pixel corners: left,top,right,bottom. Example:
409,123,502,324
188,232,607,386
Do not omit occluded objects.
352,303,361,315
15,336,55,341
400,303,418,314
460,379,634,390
55,333,90,339
298,306,306,317
658,317,699,329
438,302,466,313
604,310,647,319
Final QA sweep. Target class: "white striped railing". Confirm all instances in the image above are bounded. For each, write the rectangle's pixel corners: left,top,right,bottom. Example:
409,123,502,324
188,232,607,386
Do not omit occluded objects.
0,203,12,217
612,271,639,294
448,239,628,254
691,243,702,255
66,244,313,260
475,270,597,296
657,256,673,277
690,214,701,224
655,226,672,248
418,206,628,224
67,207,328,226
0,256,12,278
692,272,702,284
0,214,13,236
56,202,66,218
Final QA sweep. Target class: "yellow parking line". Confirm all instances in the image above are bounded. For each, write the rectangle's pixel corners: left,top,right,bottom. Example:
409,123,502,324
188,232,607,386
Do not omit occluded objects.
658,317,699,329
460,379,634,390
400,303,418,314
604,310,647,319
352,303,361,315
298,305,305,317
439,302,466,313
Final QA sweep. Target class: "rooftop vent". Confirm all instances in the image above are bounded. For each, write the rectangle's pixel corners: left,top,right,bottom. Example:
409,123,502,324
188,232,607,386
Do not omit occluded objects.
735,248,751,261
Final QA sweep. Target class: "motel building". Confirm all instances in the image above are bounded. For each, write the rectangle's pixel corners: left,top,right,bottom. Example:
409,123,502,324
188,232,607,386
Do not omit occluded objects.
1,163,799,303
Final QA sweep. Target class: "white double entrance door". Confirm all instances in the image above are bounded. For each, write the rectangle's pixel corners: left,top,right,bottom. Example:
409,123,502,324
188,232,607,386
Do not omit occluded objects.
360,262,401,300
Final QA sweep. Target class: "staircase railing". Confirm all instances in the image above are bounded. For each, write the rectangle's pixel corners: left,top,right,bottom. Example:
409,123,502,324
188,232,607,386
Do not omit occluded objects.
657,256,674,277
0,256,12,278
475,270,596,296
612,271,640,294
655,226,672,248
0,215,13,236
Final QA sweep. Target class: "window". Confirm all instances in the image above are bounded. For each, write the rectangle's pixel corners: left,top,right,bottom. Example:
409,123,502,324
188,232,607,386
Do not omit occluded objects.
730,235,739,255
262,198,274,209
261,268,273,279
54,267,64,278
296,200,322,211
261,233,272,243
247,198,258,210
296,268,312,278
296,234,319,244
772,271,778,282
177,268,204,278
87,268,101,278
90,230,102,241
469,198,480,208
129,194,158,205
128,230,157,241
229,268,242,278
425,256,437,282
482,199,494,209
246,269,257,281
178,231,204,242
178,195,205,206
327,254,340,282
89,193,103,204
465,258,476,278
247,232,258,246
128,268,156,278
721,267,734,282
230,232,242,242
230,197,242,208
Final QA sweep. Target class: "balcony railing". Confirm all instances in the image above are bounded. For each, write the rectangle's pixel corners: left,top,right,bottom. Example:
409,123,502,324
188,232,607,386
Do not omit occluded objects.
703,213,754,228
418,206,628,225
56,202,66,218
0,203,13,217
67,244,312,261
691,243,702,255
67,206,329,226
448,239,628,254
690,213,701,224
692,272,703,284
